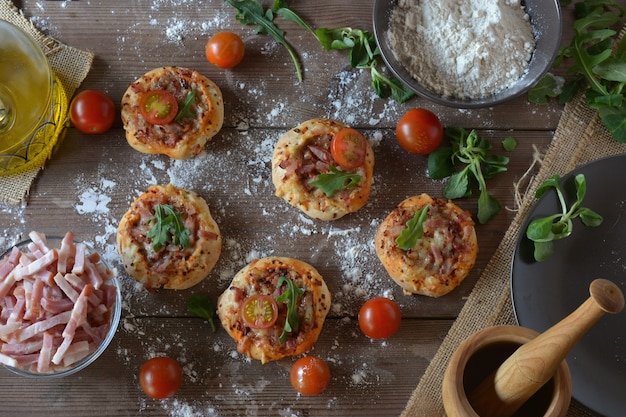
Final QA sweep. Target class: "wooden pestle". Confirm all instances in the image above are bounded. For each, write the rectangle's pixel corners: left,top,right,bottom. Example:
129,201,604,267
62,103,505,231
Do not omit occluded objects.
468,278,625,417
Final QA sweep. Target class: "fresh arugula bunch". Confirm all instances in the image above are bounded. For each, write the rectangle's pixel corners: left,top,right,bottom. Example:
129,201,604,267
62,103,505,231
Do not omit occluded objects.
427,128,509,224
188,294,217,332
309,165,360,196
146,204,191,252
395,204,430,250
276,276,305,344
225,0,414,102
526,174,603,262
528,0,626,142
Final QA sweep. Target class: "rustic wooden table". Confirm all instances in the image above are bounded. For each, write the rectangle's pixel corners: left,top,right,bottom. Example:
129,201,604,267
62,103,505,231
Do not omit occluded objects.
0,1,618,416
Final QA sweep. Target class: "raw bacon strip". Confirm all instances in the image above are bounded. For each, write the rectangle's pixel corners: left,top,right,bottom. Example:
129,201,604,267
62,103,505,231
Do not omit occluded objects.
27,242,44,258
0,247,20,281
71,243,86,274
37,332,54,373
13,310,72,343
64,273,103,307
62,284,92,340
1,338,43,355
7,295,25,324
0,351,19,367
53,272,80,303
33,269,55,286
51,336,72,365
0,274,16,300
56,231,75,274
24,278,44,320
60,340,90,367
40,297,74,314
0,322,20,338
13,249,57,280
84,260,104,290
28,231,50,254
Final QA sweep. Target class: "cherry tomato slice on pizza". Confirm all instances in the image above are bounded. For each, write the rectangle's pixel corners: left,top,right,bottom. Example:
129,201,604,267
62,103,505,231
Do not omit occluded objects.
241,294,279,329
331,128,367,169
138,90,179,125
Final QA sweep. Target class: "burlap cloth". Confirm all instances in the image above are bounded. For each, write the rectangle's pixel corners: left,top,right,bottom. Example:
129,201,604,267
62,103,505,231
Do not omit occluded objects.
401,27,626,417
0,0,93,204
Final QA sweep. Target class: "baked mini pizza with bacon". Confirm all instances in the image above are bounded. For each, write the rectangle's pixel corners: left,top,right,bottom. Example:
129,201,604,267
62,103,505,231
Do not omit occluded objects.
116,184,221,291
121,66,224,159
217,257,331,364
271,118,374,220
374,194,478,298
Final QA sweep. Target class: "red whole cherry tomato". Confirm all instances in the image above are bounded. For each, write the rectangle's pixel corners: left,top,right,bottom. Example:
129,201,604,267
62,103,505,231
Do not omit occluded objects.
69,89,116,134
139,356,183,399
395,108,444,155
290,356,331,396
358,297,402,339
241,294,279,329
138,90,178,125
331,128,368,169
205,31,245,69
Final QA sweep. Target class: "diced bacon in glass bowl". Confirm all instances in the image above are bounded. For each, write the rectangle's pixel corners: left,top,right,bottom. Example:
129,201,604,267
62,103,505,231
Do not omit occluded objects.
0,231,121,377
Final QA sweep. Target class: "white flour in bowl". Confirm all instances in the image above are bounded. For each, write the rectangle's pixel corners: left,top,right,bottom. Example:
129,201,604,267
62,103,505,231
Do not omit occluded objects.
387,0,535,99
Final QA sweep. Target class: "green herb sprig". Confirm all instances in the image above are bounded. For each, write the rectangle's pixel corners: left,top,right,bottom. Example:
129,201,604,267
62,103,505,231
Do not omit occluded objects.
225,0,304,81
275,276,305,344
528,0,626,142
427,128,509,224
309,165,361,197
526,174,603,262
175,90,197,124
396,204,430,250
187,294,217,332
273,0,414,103
146,204,191,252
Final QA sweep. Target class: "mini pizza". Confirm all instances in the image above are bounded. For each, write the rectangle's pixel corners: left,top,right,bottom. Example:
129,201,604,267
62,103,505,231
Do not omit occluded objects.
121,66,224,159
217,257,331,364
116,184,222,291
271,118,374,220
374,194,478,298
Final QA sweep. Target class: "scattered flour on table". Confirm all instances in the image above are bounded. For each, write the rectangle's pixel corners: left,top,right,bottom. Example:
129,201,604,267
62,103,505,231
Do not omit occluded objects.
387,0,535,99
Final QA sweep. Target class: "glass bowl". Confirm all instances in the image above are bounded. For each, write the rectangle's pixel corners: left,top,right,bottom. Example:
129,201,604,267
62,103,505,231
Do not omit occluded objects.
373,0,562,108
0,19,59,175
0,233,121,378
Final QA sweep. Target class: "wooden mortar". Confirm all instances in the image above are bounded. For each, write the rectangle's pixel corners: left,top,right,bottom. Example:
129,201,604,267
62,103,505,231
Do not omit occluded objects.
442,278,624,417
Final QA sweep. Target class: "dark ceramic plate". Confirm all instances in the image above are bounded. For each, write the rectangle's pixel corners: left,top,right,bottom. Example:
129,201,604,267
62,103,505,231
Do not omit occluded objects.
511,155,626,417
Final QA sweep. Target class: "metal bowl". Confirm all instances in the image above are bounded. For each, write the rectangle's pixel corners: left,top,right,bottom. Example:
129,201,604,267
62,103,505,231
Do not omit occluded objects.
373,0,562,108
0,234,121,378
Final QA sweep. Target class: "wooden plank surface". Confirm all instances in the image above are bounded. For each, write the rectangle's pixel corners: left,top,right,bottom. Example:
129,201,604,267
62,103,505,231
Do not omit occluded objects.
0,1,620,416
